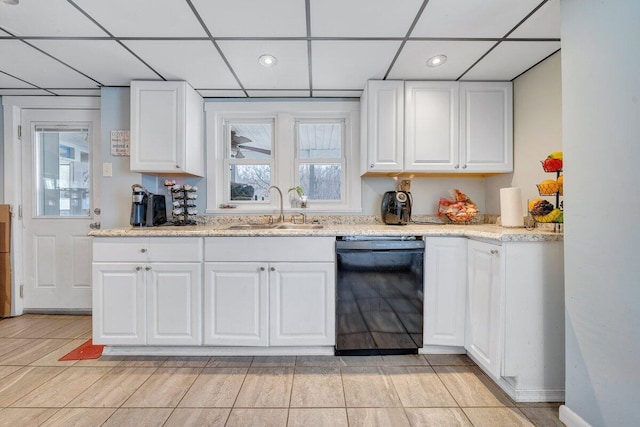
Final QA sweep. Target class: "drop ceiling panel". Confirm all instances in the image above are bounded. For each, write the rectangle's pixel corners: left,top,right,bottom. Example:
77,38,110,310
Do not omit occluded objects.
0,71,33,88
199,90,246,98
311,0,423,37
123,40,241,89
509,0,560,39
217,40,309,90
0,40,99,88
413,0,543,38
388,41,496,80
247,90,311,97
30,40,158,86
312,41,401,90
191,0,306,37
0,0,105,37
461,41,560,80
72,0,206,37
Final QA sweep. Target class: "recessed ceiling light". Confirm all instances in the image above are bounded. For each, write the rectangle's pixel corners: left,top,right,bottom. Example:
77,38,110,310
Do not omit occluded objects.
0,0,19,4
258,54,278,67
426,55,447,67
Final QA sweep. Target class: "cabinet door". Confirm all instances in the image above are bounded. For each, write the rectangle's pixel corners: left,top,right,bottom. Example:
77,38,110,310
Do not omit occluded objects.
466,240,503,378
203,263,269,346
130,81,184,173
405,82,460,171
459,82,513,172
269,262,335,346
92,263,145,345
147,263,202,346
364,80,404,173
424,238,467,347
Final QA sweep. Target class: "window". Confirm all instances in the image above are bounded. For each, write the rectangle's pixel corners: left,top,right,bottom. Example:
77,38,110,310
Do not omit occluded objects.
295,120,344,202
206,101,361,213
224,120,274,203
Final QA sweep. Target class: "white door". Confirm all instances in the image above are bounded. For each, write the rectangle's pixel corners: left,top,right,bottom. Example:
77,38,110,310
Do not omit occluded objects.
21,109,101,311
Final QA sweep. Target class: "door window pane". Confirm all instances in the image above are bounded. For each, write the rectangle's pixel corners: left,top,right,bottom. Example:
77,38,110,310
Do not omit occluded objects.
35,127,90,217
299,164,341,200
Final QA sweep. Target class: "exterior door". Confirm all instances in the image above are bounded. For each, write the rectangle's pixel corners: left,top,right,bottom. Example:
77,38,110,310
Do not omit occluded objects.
21,109,100,310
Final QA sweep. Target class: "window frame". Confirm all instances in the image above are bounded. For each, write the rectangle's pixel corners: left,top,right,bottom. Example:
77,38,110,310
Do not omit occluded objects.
205,100,361,214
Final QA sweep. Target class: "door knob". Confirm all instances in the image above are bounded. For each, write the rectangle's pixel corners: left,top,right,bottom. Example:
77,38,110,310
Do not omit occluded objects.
93,208,101,215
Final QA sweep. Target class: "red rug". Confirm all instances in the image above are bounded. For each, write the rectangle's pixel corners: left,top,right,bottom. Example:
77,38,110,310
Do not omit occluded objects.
59,339,105,361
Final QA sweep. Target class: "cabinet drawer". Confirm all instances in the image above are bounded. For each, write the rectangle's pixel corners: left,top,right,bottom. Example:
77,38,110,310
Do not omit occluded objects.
205,237,335,262
93,238,149,262
149,237,202,262
93,237,202,262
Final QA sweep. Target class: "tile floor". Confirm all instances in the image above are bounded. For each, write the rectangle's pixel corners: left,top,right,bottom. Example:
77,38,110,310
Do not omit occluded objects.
0,314,565,426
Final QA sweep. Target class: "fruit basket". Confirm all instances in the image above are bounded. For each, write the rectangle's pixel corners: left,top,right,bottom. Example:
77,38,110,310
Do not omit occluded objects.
529,152,564,232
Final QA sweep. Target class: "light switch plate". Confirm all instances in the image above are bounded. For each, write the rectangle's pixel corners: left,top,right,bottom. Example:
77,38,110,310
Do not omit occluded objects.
102,162,113,177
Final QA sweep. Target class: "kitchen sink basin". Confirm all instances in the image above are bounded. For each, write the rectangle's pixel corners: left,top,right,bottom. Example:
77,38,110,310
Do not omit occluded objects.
225,223,324,230
225,224,276,230
274,223,324,230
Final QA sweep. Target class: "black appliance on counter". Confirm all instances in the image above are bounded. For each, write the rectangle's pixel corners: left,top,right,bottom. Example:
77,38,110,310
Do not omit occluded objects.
335,236,425,356
381,190,412,225
130,184,167,227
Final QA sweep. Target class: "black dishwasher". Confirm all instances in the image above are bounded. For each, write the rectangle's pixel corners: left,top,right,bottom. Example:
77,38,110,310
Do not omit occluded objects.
335,236,424,356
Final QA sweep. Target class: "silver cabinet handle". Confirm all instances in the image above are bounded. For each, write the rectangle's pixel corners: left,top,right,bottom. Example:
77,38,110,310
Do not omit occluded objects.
270,267,275,271
176,165,180,169
490,249,499,254
455,164,460,169
135,266,142,271
462,165,467,169
145,266,151,271
140,248,147,253
89,222,101,229
260,267,265,271
370,163,374,168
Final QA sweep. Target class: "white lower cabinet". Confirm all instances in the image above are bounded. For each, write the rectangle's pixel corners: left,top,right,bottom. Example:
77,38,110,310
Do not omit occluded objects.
203,261,335,347
424,237,467,348
465,239,503,379
92,237,203,346
203,262,269,346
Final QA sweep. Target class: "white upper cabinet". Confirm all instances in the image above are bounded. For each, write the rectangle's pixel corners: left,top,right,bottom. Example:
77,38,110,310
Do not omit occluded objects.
361,80,404,174
459,82,513,172
130,80,204,177
361,80,513,174
405,82,459,171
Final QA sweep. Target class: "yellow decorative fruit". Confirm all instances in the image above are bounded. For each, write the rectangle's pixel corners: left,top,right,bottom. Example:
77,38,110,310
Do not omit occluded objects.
548,151,563,160
557,175,563,185
528,198,543,211
537,179,559,195
534,208,563,223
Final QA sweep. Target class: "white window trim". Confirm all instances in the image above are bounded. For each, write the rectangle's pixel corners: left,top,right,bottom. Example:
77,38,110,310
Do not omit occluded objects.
205,100,361,214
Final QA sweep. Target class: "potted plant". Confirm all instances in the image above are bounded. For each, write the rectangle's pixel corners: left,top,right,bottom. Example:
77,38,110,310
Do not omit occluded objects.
288,186,307,208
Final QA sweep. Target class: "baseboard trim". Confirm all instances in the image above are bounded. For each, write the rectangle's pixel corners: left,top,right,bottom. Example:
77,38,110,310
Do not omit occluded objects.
559,405,593,427
419,345,466,354
102,346,335,357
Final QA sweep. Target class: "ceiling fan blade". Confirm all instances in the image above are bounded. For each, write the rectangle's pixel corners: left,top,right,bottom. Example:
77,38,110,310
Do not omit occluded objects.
237,144,272,155
232,135,252,145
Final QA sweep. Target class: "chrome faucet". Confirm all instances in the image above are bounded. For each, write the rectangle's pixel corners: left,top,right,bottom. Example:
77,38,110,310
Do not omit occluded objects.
267,185,285,223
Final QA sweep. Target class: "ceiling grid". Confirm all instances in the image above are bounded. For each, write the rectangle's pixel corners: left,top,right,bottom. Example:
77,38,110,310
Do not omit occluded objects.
0,0,561,97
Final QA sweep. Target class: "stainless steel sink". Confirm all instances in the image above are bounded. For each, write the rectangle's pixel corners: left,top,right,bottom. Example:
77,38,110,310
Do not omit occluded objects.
225,223,324,230
225,224,276,230
274,223,324,230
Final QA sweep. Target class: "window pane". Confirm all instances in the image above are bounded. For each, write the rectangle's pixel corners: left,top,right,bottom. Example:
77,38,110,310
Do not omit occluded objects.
36,128,90,217
230,123,272,160
299,164,341,200
298,123,342,158
230,164,271,201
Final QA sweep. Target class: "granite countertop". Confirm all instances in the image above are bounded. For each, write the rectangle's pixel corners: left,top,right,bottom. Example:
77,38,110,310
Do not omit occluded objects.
89,222,563,242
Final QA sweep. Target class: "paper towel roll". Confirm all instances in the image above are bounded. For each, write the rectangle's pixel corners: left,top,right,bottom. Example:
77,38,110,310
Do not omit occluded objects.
500,187,524,228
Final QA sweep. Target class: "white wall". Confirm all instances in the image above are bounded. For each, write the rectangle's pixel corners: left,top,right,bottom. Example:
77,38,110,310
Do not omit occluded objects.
485,52,562,215
560,1,640,426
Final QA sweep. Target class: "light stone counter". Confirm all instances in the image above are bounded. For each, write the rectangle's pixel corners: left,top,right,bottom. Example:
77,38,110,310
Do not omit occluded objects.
89,222,563,242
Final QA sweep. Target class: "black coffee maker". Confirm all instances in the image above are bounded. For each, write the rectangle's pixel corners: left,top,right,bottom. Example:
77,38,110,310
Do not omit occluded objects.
381,191,412,225
130,184,148,227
